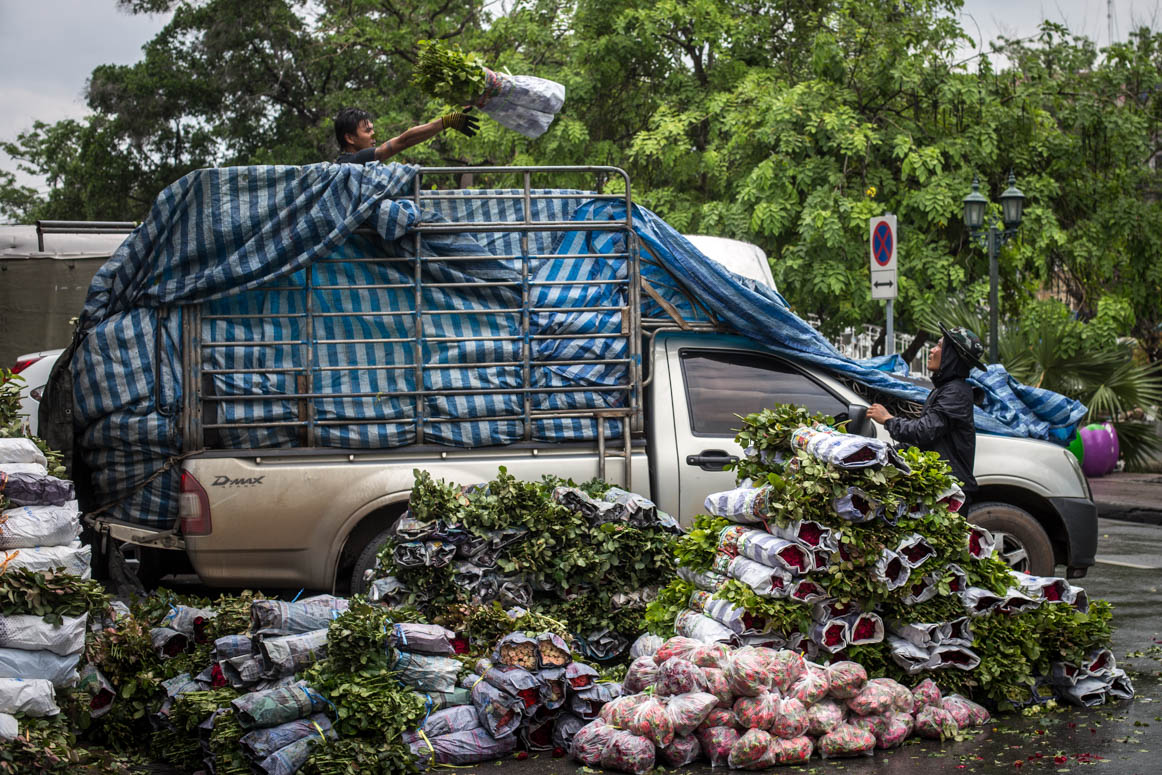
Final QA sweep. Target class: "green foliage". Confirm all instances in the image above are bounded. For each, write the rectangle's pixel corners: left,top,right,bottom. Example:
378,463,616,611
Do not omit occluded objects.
0,568,110,623
0,715,138,775
325,598,394,674
305,737,419,775
412,40,488,102
300,664,426,740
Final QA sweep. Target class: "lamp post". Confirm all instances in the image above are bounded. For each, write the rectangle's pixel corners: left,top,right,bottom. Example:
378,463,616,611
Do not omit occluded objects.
962,172,1025,363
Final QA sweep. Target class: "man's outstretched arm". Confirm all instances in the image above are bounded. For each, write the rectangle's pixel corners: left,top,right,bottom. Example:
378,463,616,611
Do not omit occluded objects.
375,112,479,161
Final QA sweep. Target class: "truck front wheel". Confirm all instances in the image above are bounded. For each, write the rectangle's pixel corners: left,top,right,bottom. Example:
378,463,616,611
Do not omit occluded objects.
349,528,394,596
965,502,1055,576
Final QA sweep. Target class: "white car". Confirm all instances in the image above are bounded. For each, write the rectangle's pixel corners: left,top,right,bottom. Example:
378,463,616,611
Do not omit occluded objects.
7,349,63,437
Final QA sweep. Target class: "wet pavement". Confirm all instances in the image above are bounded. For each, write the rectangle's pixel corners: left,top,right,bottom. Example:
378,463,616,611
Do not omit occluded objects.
1090,473,1162,526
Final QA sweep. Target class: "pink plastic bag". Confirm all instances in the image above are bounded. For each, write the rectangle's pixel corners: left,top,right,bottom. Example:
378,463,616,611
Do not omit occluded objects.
654,636,701,664
623,656,658,694
915,705,959,740
819,723,876,758
701,667,733,708
788,663,829,705
725,649,771,697
728,728,773,769
629,697,675,748
733,691,779,731
771,697,809,739
659,735,702,767
570,719,616,766
600,729,657,775
806,698,845,736
942,694,990,727
770,735,813,765
876,712,913,749
655,658,707,697
698,707,735,731
826,661,867,699
668,691,719,737
768,649,806,692
846,680,896,716
911,677,941,712
697,726,739,767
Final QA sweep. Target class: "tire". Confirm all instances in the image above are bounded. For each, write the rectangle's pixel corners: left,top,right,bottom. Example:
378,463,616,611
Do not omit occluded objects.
348,528,395,596
965,502,1055,576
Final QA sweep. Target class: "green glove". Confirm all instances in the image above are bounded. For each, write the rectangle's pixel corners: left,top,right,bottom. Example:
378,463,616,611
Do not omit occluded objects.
441,111,480,137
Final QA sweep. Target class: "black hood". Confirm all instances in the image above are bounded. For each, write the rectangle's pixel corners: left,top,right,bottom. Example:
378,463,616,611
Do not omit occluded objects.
933,334,973,385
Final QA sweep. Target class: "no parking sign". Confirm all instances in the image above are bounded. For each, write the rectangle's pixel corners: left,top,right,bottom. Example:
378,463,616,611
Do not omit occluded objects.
869,214,898,300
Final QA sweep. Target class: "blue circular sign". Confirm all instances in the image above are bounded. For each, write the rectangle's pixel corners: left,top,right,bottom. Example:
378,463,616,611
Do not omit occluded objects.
873,222,893,266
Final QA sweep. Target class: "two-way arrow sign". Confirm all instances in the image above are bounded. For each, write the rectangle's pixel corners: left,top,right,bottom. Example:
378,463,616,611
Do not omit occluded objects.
873,280,894,288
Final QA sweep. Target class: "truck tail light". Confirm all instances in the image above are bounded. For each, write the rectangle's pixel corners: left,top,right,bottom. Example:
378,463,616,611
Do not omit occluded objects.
7,355,43,378
180,471,212,536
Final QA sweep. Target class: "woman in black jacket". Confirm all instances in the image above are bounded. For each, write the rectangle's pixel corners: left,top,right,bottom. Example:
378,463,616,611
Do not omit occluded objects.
866,323,986,505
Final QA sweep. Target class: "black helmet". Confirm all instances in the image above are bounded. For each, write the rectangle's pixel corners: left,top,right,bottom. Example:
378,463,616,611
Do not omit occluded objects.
938,321,986,371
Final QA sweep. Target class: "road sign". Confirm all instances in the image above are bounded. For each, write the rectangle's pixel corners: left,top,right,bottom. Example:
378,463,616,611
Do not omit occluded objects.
870,214,898,300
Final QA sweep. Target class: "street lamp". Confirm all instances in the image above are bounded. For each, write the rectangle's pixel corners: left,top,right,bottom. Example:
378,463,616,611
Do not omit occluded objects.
962,172,1024,363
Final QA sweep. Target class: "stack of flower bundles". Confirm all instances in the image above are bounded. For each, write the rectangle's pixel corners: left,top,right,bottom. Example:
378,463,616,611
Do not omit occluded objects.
646,404,1128,710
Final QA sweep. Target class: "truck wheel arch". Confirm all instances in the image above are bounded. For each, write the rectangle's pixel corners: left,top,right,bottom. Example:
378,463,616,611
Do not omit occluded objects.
970,484,1067,567
331,496,409,595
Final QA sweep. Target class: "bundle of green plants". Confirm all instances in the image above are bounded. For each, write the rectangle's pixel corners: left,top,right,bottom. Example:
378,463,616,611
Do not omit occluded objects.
324,598,394,673
207,709,250,775
0,716,137,775
411,39,488,103
78,611,164,749
304,736,417,775
300,663,426,740
0,567,110,622
374,468,676,645
647,403,1117,709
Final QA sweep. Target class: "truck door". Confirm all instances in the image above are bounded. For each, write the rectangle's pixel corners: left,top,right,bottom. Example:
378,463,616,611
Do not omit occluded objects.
667,342,851,525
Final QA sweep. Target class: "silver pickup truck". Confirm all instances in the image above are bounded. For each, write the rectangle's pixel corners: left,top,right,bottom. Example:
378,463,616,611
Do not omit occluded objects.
46,167,1095,593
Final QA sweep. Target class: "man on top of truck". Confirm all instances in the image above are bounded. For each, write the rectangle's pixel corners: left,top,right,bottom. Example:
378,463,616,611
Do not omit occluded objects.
333,107,479,164
866,323,986,506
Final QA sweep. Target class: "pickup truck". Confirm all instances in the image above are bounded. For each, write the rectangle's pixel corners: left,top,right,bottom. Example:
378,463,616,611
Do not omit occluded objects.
40,166,1097,593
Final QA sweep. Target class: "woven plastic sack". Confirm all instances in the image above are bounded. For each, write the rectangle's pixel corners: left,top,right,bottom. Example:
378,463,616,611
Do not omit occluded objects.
599,728,656,775
806,698,845,736
241,713,333,761
250,597,348,637
629,633,662,659
704,483,773,525
0,712,16,740
788,663,829,705
468,674,522,739
674,610,735,645
0,502,80,549
0,677,58,716
667,691,718,737
0,541,90,579
476,69,565,140
697,725,738,767
401,706,480,746
0,612,86,656
409,727,518,768
0,646,80,688
728,727,773,769
0,439,47,466
733,691,777,731
712,553,791,597
0,471,73,507
724,648,771,697
819,723,875,758
570,719,616,765
231,682,328,729
701,667,733,708
393,650,461,693
655,657,707,697
623,656,658,694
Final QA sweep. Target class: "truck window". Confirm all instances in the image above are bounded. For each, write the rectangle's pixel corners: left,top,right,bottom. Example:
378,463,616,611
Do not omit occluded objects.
680,350,848,435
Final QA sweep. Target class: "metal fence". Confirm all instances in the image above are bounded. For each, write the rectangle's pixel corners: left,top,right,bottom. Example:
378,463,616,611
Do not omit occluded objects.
828,324,932,379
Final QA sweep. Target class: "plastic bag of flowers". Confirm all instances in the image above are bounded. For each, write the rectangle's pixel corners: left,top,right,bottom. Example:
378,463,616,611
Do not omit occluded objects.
623,655,659,693
941,694,990,727
771,697,809,739
729,727,773,769
806,698,846,736
914,705,960,739
700,666,734,708
787,662,830,705
699,707,735,730
819,723,876,758
667,691,719,736
846,679,898,716
689,642,733,669
570,719,618,765
771,734,814,765
628,696,675,747
629,633,663,659
724,648,772,697
599,728,657,775
733,691,778,731
409,727,519,768
696,724,739,766
0,676,58,716
826,660,867,698
655,656,708,696
600,694,651,728
877,711,914,749
657,734,701,767
231,682,328,729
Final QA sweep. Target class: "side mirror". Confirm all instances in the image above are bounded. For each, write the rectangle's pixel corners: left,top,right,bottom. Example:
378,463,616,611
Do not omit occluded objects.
837,404,872,437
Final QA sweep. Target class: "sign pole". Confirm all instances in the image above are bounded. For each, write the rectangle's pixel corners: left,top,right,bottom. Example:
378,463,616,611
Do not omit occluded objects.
885,299,894,355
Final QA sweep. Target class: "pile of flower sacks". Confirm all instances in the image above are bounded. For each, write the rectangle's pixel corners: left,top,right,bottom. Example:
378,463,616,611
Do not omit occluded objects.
406,627,622,767
0,437,92,737
675,424,1133,709
571,635,991,773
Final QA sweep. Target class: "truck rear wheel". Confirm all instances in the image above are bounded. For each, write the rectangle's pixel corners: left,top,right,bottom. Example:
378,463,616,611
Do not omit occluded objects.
965,502,1054,576
349,528,394,596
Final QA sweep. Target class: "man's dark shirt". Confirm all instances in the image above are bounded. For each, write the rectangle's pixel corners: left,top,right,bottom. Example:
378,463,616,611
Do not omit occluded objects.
883,343,978,495
336,147,376,164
